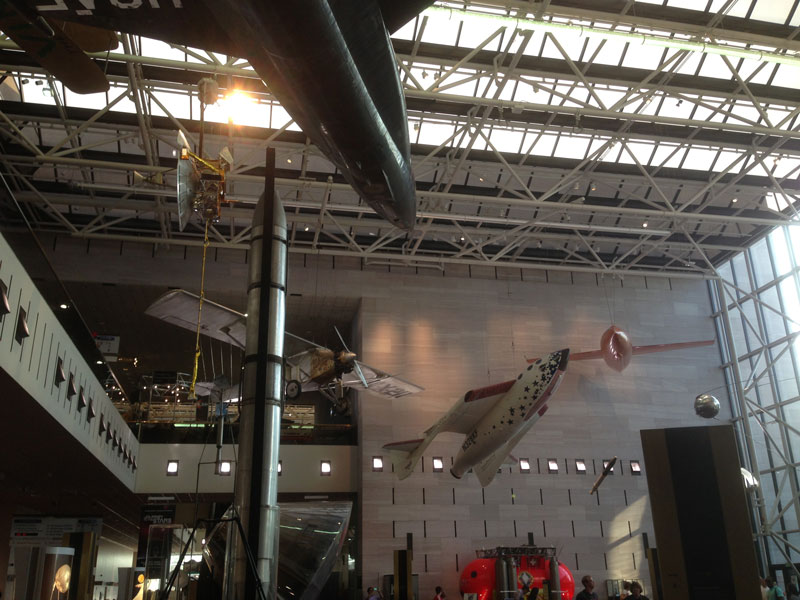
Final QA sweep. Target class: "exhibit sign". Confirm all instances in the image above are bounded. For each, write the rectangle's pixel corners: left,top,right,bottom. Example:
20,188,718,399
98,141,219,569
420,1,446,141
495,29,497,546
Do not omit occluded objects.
8,517,102,600
10,517,103,547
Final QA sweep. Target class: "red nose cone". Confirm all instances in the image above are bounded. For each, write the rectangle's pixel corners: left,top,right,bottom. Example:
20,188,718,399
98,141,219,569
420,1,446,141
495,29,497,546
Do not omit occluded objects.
600,325,633,372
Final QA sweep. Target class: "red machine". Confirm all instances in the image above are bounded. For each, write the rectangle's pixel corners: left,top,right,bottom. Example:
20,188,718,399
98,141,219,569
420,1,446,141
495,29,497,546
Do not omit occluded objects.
459,547,574,600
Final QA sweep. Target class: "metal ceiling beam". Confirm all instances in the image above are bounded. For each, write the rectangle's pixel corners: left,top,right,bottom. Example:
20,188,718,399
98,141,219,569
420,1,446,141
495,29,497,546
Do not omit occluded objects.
395,41,800,106
8,152,794,228
468,0,800,51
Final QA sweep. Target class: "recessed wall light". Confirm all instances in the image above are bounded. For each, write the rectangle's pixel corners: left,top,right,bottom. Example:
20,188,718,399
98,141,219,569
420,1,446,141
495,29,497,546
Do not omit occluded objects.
519,458,531,473
603,459,615,474
630,460,641,475
320,460,331,476
372,456,384,472
575,459,587,474
166,460,179,475
278,460,282,475
547,459,559,474
432,457,444,472
217,460,232,475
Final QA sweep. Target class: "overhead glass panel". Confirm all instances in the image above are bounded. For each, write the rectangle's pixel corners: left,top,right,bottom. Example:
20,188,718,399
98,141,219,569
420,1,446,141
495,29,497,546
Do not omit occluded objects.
683,148,718,172
751,0,796,24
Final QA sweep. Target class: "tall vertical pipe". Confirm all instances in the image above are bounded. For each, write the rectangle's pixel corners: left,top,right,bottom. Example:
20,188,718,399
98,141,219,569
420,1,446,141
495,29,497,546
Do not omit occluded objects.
231,148,286,600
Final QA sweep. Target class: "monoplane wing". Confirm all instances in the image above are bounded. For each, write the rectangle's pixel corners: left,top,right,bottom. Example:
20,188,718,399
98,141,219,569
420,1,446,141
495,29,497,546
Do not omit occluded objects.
331,362,423,400
145,289,246,349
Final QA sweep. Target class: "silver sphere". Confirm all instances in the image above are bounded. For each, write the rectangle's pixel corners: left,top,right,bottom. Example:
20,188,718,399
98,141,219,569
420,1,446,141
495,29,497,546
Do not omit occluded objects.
694,393,720,418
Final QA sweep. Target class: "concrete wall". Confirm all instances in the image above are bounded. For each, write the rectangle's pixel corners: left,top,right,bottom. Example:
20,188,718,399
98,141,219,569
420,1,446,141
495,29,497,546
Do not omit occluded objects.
135,444,357,494
30,235,727,598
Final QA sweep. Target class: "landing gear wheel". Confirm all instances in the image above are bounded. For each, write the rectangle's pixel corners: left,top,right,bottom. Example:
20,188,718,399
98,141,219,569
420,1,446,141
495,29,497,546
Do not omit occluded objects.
285,379,302,400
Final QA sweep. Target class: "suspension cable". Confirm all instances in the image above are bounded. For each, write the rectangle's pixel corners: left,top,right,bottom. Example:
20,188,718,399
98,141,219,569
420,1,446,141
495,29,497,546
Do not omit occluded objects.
189,218,211,400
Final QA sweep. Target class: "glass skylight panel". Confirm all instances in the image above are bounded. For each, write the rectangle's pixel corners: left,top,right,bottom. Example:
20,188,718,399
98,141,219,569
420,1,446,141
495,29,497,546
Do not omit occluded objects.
524,132,558,157
149,89,190,120
621,43,665,71
773,158,800,179
487,128,525,154
20,79,56,107
552,136,590,160
422,11,467,48
674,52,703,76
774,64,800,90
392,18,416,41
751,0,796,24
650,144,686,169
140,37,182,61
656,98,694,120
63,89,109,112
590,37,628,67
417,121,458,146
592,88,626,109
438,76,481,97
621,141,655,165
683,148,718,172
713,151,744,174
539,31,578,61
271,105,301,132
512,80,554,105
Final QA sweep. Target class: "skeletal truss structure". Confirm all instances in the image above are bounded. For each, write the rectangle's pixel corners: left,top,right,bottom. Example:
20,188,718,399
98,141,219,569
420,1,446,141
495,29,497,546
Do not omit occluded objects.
0,0,798,280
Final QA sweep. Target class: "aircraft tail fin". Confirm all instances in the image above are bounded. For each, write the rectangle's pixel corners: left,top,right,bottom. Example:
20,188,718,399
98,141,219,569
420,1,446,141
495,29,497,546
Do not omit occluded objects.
383,434,436,480
474,447,516,487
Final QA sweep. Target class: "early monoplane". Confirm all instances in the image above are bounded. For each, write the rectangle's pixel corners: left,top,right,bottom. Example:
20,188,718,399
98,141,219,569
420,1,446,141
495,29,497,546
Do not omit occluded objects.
145,289,423,413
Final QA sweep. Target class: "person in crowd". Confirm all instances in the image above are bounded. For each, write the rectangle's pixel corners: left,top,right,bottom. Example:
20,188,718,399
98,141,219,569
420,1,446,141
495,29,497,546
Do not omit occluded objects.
763,578,771,600
575,575,598,600
620,581,631,600
767,577,785,600
365,586,382,600
433,586,445,600
628,582,648,600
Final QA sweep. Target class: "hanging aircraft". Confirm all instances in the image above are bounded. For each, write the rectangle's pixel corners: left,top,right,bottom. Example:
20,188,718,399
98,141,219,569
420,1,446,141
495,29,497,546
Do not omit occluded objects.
0,0,427,230
384,349,570,487
145,289,423,412
383,326,715,487
526,325,715,371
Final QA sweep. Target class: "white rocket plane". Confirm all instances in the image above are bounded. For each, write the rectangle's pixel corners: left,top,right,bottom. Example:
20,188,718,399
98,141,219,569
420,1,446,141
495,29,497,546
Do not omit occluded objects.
384,349,570,487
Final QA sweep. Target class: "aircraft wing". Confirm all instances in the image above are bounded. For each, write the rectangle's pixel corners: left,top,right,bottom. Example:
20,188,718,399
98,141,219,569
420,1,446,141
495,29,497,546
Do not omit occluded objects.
145,289,246,349
338,363,424,400
528,350,603,364
473,404,549,487
632,339,715,355
426,379,516,436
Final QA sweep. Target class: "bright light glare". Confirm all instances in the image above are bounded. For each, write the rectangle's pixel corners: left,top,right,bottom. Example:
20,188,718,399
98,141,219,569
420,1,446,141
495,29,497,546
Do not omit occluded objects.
519,459,531,471
209,89,267,127
320,460,331,474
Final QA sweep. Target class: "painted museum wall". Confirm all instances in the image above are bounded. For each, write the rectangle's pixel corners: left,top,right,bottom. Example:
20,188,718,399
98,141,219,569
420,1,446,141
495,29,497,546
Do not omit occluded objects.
17,235,729,598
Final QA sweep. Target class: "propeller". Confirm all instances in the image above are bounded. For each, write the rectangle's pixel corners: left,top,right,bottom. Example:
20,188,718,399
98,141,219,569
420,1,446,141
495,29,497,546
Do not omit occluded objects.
335,326,368,388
